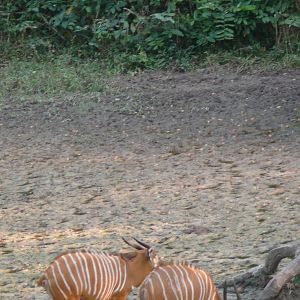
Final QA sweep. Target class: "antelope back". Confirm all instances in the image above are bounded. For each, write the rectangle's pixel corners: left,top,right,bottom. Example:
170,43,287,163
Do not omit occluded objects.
139,262,222,300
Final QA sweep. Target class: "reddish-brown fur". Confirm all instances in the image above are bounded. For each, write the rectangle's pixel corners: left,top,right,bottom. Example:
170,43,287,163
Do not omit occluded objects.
37,239,158,300
139,261,222,300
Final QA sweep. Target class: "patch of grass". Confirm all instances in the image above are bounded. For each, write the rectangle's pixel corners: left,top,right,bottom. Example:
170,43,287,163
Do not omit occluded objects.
116,45,300,73
0,42,299,104
0,54,108,102
202,45,300,72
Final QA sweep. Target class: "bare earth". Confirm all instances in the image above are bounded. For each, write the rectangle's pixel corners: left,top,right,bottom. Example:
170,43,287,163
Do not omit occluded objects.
0,68,300,299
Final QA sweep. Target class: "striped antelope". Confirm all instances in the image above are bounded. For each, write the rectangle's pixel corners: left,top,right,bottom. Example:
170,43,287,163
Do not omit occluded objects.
37,237,159,300
139,261,224,300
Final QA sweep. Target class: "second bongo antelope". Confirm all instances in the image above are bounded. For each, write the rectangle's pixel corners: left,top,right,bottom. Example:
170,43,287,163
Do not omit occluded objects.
139,261,223,300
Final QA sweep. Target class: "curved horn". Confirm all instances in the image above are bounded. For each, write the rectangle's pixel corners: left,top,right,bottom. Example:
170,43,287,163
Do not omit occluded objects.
132,237,151,249
122,237,143,250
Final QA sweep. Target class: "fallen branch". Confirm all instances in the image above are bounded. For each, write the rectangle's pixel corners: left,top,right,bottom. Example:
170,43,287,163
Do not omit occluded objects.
226,242,300,300
263,243,300,275
259,244,300,300
225,264,266,287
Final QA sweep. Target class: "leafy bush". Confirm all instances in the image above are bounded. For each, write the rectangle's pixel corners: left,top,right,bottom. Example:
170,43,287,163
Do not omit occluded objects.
0,0,299,61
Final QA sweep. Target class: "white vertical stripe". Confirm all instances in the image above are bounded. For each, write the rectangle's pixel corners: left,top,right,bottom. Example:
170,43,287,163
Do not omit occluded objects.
76,252,88,292
141,287,150,300
109,255,119,295
102,253,114,298
208,279,213,299
45,273,54,297
169,266,183,300
194,270,201,300
162,267,179,300
87,253,98,296
95,254,108,300
55,260,71,295
69,254,83,294
79,252,91,294
83,253,92,295
182,266,194,300
206,273,213,300
62,256,79,295
119,261,127,292
101,254,110,299
148,277,155,298
107,254,116,298
195,270,205,300
139,279,146,300
50,264,68,300
114,256,124,292
200,270,211,300
93,254,103,300
110,256,120,292
153,270,168,299
104,255,114,297
185,267,195,299
174,265,188,299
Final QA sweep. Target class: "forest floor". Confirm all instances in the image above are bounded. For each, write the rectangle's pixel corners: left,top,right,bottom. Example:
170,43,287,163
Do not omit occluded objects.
0,68,300,299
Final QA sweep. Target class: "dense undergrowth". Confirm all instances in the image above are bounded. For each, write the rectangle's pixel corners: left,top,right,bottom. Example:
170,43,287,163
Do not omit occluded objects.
0,1,300,101
1,47,299,103
1,0,300,60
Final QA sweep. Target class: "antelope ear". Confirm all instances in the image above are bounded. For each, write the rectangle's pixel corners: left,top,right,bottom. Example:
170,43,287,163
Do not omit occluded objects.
37,275,47,287
41,279,48,287
120,250,138,261
147,248,153,260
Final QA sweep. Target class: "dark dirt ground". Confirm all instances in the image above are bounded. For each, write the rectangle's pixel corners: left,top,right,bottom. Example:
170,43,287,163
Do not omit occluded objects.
0,68,300,300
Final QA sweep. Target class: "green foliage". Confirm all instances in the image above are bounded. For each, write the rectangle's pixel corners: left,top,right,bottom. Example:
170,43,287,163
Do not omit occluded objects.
1,45,300,104
293,274,300,285
0,0,299,67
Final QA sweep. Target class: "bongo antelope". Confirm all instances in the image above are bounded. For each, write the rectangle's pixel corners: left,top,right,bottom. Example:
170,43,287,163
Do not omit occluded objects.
37,237,159,300
139,261,223,300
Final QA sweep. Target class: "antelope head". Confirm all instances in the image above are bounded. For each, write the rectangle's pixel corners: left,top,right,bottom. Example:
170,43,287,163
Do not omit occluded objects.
121,237,159,287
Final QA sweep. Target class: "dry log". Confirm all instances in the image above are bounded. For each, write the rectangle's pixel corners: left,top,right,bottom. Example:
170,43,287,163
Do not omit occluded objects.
226,242,300,300
263,243,300,275
259,244,300,300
